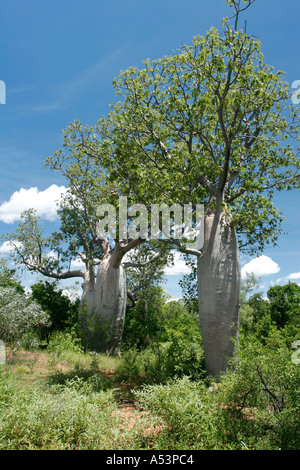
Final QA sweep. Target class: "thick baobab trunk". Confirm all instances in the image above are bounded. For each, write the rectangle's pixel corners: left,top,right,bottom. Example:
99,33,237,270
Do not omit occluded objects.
197,209,241,377
94,251,127,356
80,267,96,313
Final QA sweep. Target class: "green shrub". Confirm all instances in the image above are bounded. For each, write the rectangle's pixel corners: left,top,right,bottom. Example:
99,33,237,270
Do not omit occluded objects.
0,356,163,450
119,334,204,384
134,331,300,450
77,306,113,353
47,328,83,356
0,287,50,348
0,378,119,449
143,334,204,383
135,376,218,449
215,332,300,449
122,286,167,350
121,297,204,383
30,281,79,339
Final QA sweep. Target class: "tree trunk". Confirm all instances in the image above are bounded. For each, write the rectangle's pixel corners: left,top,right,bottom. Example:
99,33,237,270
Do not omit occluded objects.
80,267,96,313
94,250,127,356
197,209,241,377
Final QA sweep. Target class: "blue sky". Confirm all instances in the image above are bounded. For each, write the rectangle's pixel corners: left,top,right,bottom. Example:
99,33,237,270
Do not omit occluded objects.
0,0,299,299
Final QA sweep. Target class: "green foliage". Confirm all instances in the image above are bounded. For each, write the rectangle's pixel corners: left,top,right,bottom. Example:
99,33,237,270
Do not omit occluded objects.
0,258,24,293
0,376,120,450
77,305,113,353
106,17,300,257
239,281,300,347
142,332,204,384
30,281,79,339
179,260,198,315
135,330,300,450
0,350,163,450
121,297,204,383
1,322,299,450
122,286,168,350
0,287,51,348
248,292,270,323
217,333,300,449
135,377,216,449
267,282,300,330
47,327,84,356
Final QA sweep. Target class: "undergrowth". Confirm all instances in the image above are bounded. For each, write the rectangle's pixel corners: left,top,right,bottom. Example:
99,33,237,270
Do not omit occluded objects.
0,329,299,450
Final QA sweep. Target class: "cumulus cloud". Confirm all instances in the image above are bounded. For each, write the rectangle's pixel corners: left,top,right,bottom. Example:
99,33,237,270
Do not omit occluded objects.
70,257,86,269
164,252,192,276
287,272,300,281
0,240,23,253
275,272,300,285
0,185,67,224
241,255,280,279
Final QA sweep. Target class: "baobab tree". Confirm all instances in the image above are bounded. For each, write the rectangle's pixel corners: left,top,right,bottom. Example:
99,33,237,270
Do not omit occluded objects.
3,133,173,355
98,0,300,375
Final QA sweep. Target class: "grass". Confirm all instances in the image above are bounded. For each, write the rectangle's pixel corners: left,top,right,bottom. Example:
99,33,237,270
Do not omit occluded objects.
0,348,166,450
1,342,299,450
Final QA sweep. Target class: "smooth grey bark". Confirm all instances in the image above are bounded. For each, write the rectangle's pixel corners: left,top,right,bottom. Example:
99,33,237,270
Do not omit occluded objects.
197,209,241,377
78,239,144,355
78,256,126,355
80,266,96,313
94,251,127,356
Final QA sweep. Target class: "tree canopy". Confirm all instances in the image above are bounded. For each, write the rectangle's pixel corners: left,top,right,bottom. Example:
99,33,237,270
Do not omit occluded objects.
99,16,300,256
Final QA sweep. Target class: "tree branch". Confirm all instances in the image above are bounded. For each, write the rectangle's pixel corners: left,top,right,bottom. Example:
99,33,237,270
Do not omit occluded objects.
123,252,161,269
120,238,145,255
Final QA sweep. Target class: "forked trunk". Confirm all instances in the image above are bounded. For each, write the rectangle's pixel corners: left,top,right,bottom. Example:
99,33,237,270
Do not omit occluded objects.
197,209,241,377
94,252,127,356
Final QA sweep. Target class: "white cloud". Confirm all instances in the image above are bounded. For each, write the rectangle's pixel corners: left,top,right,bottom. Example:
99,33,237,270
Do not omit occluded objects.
0,185,67,224
241,255,280,279
166,297,183,303
70,257,86,269
164,252,192,276
274,272,300,285
0,240,23,253
287,272,300,281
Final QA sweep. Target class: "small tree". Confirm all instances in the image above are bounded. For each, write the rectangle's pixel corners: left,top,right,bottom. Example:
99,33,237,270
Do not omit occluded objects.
30,280,79,340
0,287,50,348
267,282,300,330
0,258,24,293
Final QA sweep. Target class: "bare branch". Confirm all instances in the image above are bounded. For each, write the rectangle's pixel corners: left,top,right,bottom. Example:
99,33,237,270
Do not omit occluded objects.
120,238,145,255
164,237,202,257
123,252,161,269
126,289,136,308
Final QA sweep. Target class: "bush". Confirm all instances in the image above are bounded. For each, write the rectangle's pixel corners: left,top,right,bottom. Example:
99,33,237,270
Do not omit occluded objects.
47,328,84,356
121,297,204,383
145,333,204,383
77,306,113,353
219,332,300,448
30,281,79,339
0,376,119,450
135,376,218,449
0,287,50,348
119,333,204,384
122,286,167,350
134,331,300,450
